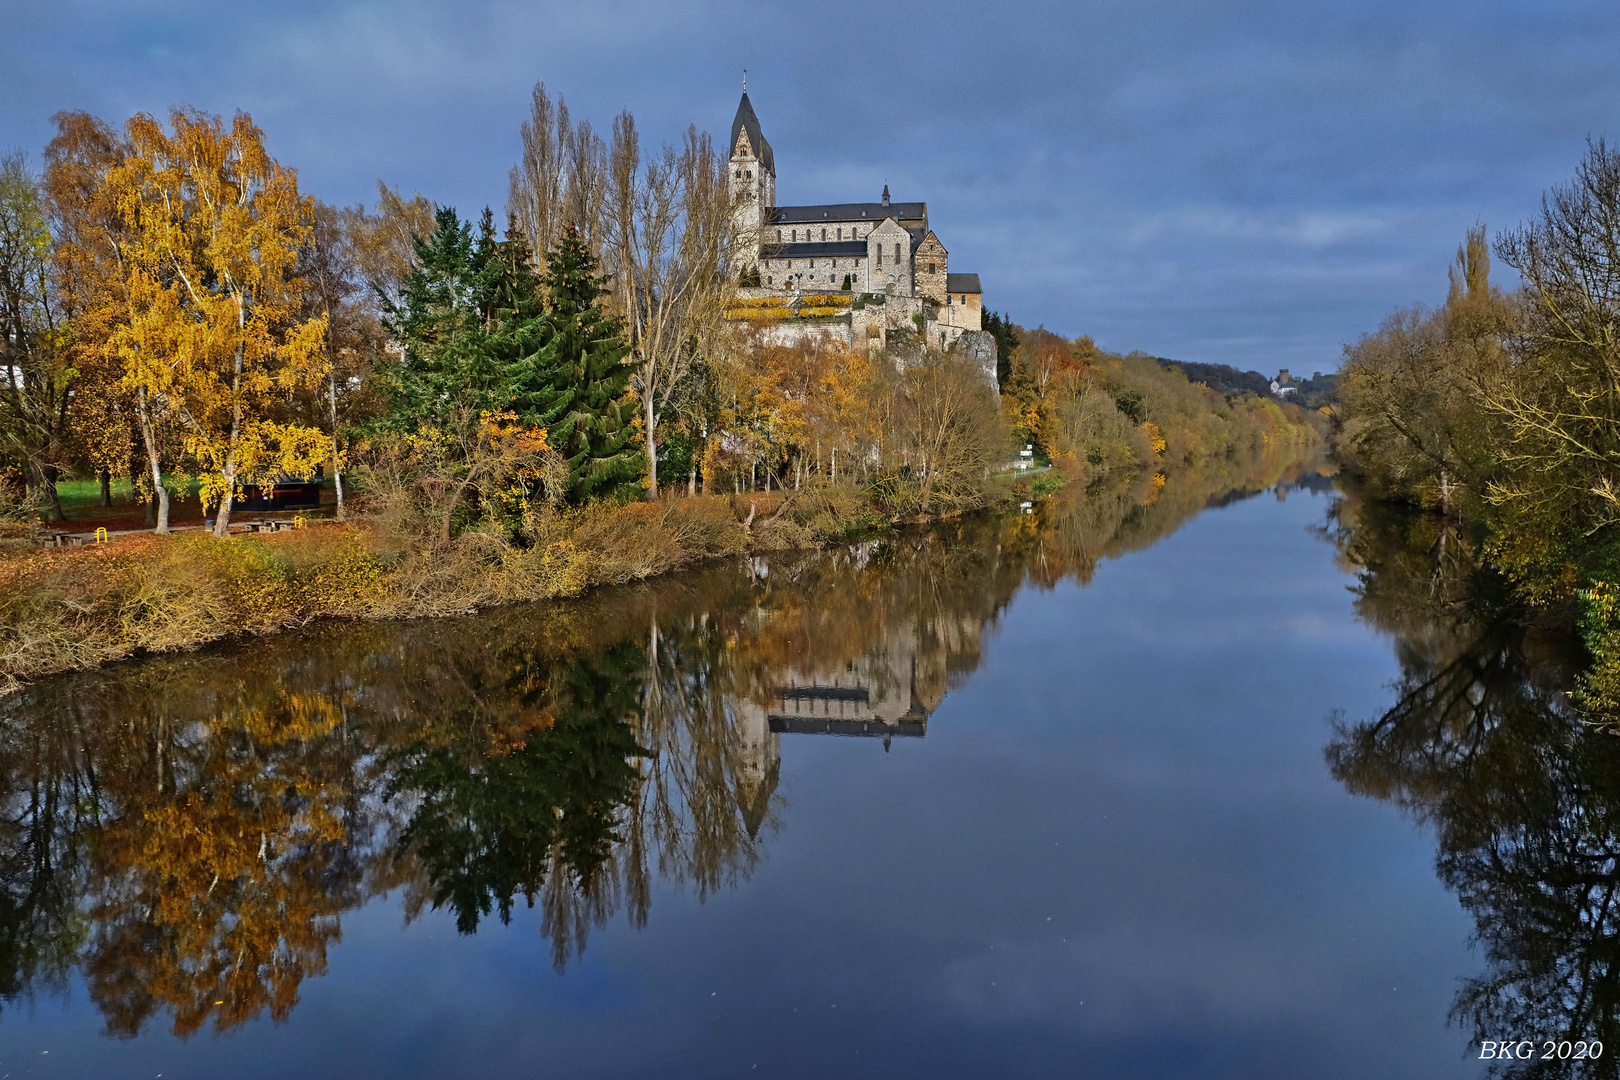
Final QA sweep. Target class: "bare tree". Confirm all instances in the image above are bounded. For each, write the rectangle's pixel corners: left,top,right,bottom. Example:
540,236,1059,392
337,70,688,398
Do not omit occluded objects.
564,119,608,259
345,183,434,313
1494,139,1620,513
604,115,740,498
0,153,71,521
508,82,611,268
507,82,571,265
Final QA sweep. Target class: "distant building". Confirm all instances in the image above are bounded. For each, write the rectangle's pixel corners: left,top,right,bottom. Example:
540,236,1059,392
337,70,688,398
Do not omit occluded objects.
725,91,991,358
1269,369,1297,398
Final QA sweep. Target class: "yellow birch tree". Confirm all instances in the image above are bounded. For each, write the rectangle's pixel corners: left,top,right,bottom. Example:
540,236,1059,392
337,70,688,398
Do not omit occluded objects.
107,109,328,535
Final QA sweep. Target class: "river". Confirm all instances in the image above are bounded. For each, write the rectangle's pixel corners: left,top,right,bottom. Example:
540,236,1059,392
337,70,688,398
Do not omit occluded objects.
0,456,1604,1078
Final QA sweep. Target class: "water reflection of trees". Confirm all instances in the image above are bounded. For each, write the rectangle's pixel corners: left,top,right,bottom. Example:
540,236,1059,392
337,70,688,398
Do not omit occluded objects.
1325,490,1620,1077
0,447,1317,1038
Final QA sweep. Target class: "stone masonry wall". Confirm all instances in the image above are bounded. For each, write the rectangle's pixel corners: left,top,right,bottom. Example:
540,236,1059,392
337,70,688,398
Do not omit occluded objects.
914,233,947,302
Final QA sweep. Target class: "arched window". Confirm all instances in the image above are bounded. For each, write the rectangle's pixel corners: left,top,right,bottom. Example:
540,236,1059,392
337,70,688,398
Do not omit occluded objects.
894,243,901,262
821,228,827,241
837,228,842,240
776,229,782,241
876,246,882,266
928,262,935,274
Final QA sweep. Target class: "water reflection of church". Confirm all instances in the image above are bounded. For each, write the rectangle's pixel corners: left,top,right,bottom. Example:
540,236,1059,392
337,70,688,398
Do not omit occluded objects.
733,632,954,835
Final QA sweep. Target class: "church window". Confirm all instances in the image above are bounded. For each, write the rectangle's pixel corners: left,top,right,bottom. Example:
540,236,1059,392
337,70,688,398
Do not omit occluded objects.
894,243,901,262
776,229,782,241
876,246,882,266
821,228,827,241
767,276,772,284
928,263,935,274
837,228,842,240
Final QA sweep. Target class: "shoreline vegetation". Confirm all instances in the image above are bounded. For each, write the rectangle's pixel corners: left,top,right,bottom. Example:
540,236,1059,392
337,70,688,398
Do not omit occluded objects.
0,86,1322,693
1333,140,1620,725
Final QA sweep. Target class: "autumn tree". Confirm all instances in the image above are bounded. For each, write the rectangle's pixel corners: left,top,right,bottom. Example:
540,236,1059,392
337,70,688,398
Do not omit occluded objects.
42,112,144,516
1338,226,1509,517
604,115,740,498
343,182,435,315
103,109,330,535
1489,140,1620,569
893,350,1005,513
0,154,72,521
296,199,390,519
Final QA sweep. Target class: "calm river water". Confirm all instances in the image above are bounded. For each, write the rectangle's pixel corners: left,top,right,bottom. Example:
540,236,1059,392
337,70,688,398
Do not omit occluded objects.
0,457,1604,1078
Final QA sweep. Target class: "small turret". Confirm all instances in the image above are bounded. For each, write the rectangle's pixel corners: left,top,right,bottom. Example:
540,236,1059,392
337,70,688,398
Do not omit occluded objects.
882,184,890,207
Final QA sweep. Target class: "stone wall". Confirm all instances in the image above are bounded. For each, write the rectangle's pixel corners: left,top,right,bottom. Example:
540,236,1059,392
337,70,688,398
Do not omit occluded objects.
914,232,948,302
868,219,912,297
758,252,866,292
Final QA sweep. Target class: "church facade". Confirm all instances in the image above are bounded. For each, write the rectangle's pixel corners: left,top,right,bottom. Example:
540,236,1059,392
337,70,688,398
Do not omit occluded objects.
726,92,986,353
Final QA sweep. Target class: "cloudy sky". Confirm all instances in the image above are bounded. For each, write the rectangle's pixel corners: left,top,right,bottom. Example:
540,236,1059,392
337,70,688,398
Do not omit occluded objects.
3,0,1614,373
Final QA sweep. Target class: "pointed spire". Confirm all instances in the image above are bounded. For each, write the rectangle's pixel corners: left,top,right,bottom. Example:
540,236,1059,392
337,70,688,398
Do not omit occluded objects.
729,89,774,174
882,184,890,207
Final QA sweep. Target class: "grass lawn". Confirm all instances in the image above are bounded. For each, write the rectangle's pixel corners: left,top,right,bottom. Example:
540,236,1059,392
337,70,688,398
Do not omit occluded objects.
47,475,335,533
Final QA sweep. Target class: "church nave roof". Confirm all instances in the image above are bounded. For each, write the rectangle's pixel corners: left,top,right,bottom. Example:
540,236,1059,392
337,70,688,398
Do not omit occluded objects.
771,202,926,225
760,240,869,259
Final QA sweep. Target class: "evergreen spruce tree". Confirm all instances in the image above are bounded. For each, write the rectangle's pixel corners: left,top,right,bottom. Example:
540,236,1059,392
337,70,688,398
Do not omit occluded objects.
542,226,642,502
380,207,561,434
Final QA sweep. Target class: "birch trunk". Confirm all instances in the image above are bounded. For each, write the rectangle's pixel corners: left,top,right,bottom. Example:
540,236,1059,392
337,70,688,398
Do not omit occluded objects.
214,314,244,538
330,371,345,520
644,391,659,498
136,387,170,534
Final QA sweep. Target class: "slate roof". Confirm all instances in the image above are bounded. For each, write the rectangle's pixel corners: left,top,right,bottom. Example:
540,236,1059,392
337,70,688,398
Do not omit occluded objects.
730,93,774,174
946,273,982,294
760,241,868,259
768,716,928,738
771,202,927,224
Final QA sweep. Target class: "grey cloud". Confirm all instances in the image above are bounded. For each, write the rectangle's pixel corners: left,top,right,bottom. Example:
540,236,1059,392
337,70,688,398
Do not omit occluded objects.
2,0,1616,369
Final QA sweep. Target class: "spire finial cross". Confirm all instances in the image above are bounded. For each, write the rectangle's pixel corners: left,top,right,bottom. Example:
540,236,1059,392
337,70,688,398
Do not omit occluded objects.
743,69,748,93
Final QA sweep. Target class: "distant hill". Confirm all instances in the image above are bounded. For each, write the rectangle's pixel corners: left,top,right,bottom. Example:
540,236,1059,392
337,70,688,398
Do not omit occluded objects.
1154,359,1272,397
1155,358,1338,407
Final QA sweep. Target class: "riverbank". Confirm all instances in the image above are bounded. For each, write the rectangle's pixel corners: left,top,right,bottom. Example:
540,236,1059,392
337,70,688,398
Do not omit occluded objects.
0,439,1327,694
0,480,1027,695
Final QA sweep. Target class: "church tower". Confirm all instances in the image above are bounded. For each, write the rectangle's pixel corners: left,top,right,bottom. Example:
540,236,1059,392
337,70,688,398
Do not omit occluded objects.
728,91,775,278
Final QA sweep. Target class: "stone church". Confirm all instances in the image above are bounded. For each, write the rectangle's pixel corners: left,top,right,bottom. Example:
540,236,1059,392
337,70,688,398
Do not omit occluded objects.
726,92,989,356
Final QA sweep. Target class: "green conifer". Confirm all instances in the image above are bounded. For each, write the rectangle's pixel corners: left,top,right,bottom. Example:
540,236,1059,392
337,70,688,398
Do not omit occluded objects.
542,226,642,502
380,207,561,434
